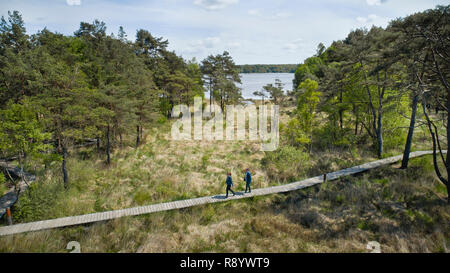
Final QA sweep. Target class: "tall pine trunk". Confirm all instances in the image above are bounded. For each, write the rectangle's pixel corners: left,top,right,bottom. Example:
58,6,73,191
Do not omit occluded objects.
403,54,428,169
209,79,212,113
375,71,386,159
422,95,449,204
339,89,343,130
446,89,450,204
62,146,68,189
136,125,140,147
401,94,419,169
106,125,111,165
354,105,358,135
96,137,100,151
376,112,383,159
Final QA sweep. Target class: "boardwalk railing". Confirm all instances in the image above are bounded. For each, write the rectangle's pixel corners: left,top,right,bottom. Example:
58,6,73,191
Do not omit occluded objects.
0,150,442,237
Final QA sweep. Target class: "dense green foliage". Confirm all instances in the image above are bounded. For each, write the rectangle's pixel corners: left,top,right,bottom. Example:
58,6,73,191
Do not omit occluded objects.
266,5,450,202
0,11,240,187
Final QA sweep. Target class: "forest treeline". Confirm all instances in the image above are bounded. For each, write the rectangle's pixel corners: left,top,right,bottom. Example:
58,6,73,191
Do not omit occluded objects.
237,64,297,73
0,11,243,188
283,5,449,202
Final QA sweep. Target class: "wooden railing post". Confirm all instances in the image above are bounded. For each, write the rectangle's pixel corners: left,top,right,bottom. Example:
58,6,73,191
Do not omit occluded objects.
323,173,327,183
6,207,12,226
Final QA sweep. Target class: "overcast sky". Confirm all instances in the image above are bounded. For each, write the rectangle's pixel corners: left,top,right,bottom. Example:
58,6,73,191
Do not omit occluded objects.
0,0,445,64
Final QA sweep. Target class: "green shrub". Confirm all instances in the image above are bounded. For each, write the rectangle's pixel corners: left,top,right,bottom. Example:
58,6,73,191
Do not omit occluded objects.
434,182,447,195
382,100,409,151
201,154,210,168
155,182,178,200
133,190,151,205
409,155,434,173
262,145,310,182
407,209,434,226
357,220,369,230
281,118,309,147
0,173,6,196
372,178,388,185
200,205,216,225
336,194,345,204
314,123,357,150
13,179,65,222
157,115,168,124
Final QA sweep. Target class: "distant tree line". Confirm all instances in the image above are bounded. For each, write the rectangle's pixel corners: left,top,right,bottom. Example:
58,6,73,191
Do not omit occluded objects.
237,64,297,73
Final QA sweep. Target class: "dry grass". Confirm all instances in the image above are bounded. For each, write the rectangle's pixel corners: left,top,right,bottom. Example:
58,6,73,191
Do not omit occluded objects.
3,120,275,223
0,108,448,253
1,155,448,253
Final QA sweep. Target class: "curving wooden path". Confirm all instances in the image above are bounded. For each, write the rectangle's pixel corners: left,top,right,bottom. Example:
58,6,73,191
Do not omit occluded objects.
0,150,441,237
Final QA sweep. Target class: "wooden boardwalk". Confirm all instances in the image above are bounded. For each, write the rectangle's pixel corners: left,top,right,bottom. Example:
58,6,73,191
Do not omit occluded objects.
0,150,440,237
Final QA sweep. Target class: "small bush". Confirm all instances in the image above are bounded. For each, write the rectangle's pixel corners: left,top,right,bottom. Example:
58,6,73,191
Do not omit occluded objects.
383,109,408,151
13,179,65,222
314,123,357,150
154,182,178,200
200,205,216,225
157,115,168,124
409,155,434,173
434,182,447,195
262,145,310,182
201,154,210,168
134,190,152,206
372,178,388,185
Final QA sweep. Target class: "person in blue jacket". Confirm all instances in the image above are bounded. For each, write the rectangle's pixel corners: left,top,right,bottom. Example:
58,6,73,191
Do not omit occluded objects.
244,168,252,193
225,172,235,198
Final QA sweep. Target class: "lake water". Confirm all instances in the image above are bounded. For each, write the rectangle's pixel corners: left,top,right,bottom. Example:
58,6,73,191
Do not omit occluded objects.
238,73,295,99
204,73,295,99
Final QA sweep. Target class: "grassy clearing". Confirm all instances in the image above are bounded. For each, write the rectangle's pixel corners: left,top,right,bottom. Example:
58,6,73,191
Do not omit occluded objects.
0,155,448,253
3,120,277,224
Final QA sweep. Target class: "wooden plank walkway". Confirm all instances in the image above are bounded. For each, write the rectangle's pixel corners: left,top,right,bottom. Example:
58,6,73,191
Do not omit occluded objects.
0,150,441,237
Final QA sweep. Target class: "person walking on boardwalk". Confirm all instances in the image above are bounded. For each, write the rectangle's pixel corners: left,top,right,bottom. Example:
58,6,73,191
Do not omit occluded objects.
244,168,252,193
225,172,235,198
